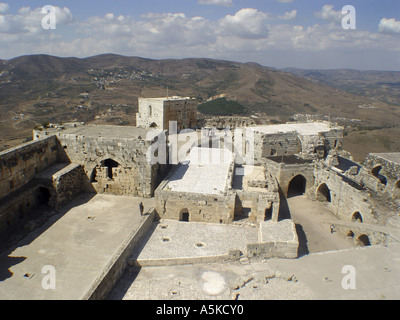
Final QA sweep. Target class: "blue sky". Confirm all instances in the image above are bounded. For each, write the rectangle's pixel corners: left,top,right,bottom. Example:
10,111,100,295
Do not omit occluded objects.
1,1,400,70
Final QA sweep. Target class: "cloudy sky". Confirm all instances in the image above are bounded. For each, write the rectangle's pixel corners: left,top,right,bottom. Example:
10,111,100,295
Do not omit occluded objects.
0,0,399,70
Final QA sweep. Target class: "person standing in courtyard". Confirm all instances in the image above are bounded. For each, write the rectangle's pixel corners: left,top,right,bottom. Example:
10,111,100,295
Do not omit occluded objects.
139,202,144,216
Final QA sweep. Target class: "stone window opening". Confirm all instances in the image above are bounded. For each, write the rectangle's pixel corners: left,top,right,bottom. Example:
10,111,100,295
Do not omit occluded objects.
357,234,371,247
371,166,387,186
101,159,120,180
352,211,363,223
265,204,273,221
179,209,189,222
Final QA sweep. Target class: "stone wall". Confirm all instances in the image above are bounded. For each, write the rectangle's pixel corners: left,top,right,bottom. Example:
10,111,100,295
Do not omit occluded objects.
313,163,375,224
0,136,60,234
363,153,400,198
155,187,237,224
0,136,58,199
264,158,315,198
251,132,302,165
55,131,162,198
52,164,85,210
137,98,198,131
247,220,299,259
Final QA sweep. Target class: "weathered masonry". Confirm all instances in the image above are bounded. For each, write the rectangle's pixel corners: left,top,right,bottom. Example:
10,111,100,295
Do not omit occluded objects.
34,123,168,198
136,96,198,131
245,121,344,165
0,136,84,235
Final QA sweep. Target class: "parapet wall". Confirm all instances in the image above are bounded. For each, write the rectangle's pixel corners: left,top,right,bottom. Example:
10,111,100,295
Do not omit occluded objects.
0,136,58,199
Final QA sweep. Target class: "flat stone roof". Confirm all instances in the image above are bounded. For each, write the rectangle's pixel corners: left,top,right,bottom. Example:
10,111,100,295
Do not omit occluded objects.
370,152,400,165
139,96,195,102
268,155,313,165
164,147,233,195
250,122,340,136
59,125,155,140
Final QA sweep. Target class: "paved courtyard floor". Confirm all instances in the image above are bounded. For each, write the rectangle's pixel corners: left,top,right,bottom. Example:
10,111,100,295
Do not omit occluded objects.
109,243,400,300
0,194,154,300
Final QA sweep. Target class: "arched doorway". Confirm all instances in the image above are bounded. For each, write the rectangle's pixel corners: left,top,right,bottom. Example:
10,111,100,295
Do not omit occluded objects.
352,211,363,223
316,183,331,202
357,234,371,247
179,209,189,222
287,175,307,198
371,166,387,186
101,159,119,180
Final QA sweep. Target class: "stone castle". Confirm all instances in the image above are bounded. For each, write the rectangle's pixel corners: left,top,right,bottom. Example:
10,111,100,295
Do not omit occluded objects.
0,96,399,299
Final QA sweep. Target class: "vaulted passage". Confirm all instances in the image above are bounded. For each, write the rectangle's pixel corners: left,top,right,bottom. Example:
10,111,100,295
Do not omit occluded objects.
287,175,307,198
316,183,331,202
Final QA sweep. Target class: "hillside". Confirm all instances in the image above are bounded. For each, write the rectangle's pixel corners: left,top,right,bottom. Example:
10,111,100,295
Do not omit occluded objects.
1,54,399,160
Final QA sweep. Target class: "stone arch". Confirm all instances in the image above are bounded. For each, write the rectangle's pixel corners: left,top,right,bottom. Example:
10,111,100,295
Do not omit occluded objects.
150,122,158,128
179,208,189,222
316,183,331,202
287,175,307,198
90,167,98,183
352,211,363,223
357,234,371,247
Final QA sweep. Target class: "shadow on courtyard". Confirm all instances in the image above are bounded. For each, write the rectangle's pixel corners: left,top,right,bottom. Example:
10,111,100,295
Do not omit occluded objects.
0,193,96,282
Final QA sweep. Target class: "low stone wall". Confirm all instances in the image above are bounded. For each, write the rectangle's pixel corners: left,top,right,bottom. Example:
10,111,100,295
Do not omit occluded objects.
247,220,299,259
52,164,85,210
131,254,230,267
83,208,156,300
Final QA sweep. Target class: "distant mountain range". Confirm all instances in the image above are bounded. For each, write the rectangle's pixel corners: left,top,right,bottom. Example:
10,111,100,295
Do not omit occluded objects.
0,54,399,153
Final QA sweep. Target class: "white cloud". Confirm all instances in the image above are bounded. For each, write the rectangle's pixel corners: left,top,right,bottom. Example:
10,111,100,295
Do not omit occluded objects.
315,4,342,22
278,10,297,20
219,8,270,39
379,18,400,34
0,2,9,14
0,6,400,70
198,0,233,6
276,0,294,3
